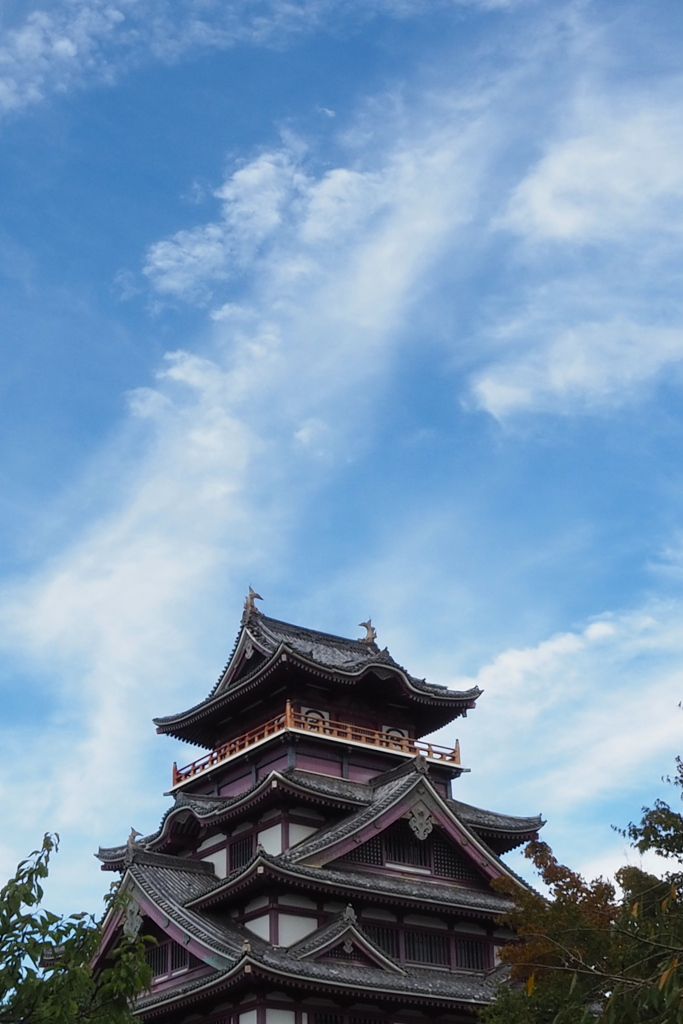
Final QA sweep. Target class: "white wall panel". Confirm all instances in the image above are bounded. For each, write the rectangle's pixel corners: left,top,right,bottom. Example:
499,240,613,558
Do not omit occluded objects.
266,1010,296,1024
258,823,283,854
201,849,227,879
278,914,318,946
288,823,318,847
244,915,270,941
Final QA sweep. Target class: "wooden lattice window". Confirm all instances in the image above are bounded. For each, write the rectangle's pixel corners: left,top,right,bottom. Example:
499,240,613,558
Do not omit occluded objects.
145,943,167,978
344,834,383,865
384,823,429,867
145,940,202,979
404,930,450,966
229,834,254,871
363,924,400,958
313,1016,383,1024
341,823,484,884
455,937,490,970
432,835,481,882
312,1015,342,1024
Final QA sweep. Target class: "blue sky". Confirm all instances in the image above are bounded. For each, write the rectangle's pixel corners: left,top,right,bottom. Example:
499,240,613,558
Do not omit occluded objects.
2,0,683,912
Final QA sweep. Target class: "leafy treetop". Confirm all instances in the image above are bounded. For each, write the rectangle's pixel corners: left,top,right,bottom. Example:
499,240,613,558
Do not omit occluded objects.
0,833,151,1024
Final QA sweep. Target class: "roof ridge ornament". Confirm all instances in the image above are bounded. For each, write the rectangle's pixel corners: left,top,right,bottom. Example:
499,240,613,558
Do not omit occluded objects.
124,828,142,864
358,619,377,645
242,587,263,623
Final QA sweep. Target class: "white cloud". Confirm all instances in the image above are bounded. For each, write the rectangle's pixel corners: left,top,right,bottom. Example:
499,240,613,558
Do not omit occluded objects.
440,603,683,878
469,85,683,419
142,120,484,329
0,0,517,118
473,318,683,418
144,147,312,300
502,98,683,243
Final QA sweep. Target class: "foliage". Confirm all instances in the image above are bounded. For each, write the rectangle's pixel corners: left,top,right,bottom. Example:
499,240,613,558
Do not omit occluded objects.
0,834,151,1024
480,760,683,1024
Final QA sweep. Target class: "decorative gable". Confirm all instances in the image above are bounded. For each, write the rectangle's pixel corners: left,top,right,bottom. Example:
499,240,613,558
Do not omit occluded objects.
336,820,487,885
290,908,405,973
319,939,387,969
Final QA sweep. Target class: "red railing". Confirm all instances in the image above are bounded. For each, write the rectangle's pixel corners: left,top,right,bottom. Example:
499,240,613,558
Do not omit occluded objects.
172,702,461,785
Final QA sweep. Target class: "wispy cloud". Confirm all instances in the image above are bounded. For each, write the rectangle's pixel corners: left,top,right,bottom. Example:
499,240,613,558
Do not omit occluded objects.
445,603,683,876
0,0,515,118
472,318,683,417
471,86,683,417
501,98,683,243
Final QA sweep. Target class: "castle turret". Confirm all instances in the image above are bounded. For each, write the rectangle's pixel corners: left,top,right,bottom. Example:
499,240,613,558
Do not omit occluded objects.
96,597,543,1023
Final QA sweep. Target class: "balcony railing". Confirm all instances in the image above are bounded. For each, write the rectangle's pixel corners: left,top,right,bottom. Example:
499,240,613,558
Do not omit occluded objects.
172,702,461,785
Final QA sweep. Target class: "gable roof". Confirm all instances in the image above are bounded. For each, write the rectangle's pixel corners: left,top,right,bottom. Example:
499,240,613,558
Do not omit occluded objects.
97,843,510,1022
288,906,405,973
281,758,530,885
96,763,543,871
133,942,506,1020
184,850,515,917
153,611,481,746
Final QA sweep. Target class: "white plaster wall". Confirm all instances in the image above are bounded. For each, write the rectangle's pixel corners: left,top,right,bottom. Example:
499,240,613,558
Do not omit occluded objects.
240,1011,258,1024
277,914,318,946
266,1011,296,1024
288,823,318,847
201,849,227,879
258,823,282,854
244,915,270,941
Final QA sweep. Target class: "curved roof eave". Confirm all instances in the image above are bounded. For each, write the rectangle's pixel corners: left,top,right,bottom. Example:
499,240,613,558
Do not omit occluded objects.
135,951,497,1018
185,851,515,918
154,642,481,734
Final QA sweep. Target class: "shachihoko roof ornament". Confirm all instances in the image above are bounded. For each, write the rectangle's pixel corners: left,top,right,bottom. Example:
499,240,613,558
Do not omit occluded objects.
358,618,378,644
241,586,263,622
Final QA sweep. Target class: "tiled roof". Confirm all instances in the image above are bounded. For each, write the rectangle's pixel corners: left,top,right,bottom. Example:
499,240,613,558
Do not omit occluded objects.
96,768,369,868
134,945,504,1012
129,861,242,958
279,768,372,803
262,858,515,915
447,798,544,835
230,614,480,699
153,612,482,736
184,845,515,917
282,770,422,863
287,908,404,973
97,761,541,870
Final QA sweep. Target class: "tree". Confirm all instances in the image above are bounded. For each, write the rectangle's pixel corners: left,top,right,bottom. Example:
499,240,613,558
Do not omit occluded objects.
480,759,683,1023
0,834,151,1024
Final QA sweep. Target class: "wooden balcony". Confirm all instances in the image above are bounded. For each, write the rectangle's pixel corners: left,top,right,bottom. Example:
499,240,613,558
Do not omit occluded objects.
172,702,461,786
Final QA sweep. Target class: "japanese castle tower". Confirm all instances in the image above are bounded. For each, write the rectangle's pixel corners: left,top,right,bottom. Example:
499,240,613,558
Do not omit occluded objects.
97,595,543,1022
